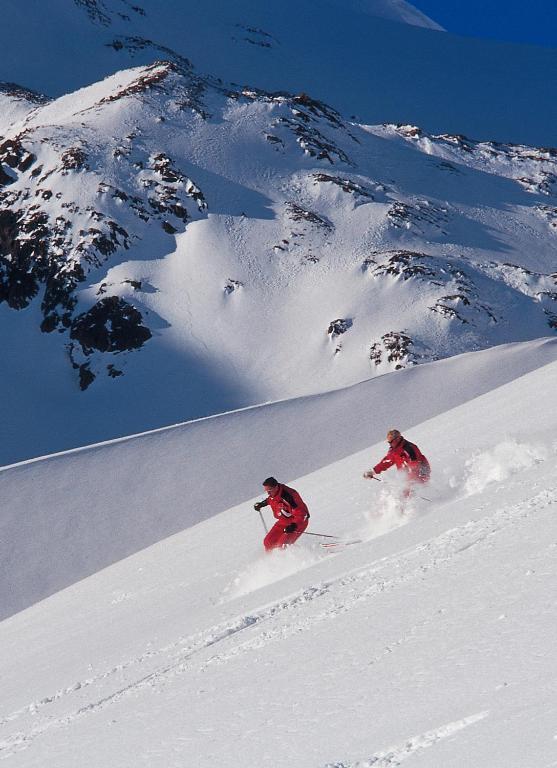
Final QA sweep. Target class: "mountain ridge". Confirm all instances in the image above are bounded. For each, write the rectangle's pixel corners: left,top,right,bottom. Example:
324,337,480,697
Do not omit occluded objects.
1,58,557,464
2,0,556,144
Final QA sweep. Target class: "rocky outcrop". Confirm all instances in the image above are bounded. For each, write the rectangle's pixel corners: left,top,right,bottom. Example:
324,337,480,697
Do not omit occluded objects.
70,296,151,355
369,331,433,370
327,318,353,337
0,63,221,388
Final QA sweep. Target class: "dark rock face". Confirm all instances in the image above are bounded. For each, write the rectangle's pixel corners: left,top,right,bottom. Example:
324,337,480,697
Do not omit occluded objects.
387,200,449,235
61,147,89,172
77,362,96,391
70,296,152,355
240,87,355,165
74,0,112,25
370,331,414,369
0,82,48,105
327,318,353,337
0,165,15,186
0,137,36,173
367,250,437,281
0,208,48,309
369,331,432,370
313,173,375,201
0,63,220,388
287,202,332,230
234,24,278,49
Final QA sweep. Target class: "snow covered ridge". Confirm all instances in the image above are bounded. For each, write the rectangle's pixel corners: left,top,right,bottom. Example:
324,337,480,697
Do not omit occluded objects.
335,0,444,30
4,0,557,145
381,122,557,197
73,0,443,31
1,60,556,393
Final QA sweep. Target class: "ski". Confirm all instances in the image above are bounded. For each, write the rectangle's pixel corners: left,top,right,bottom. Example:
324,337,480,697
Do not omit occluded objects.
320,538,362,549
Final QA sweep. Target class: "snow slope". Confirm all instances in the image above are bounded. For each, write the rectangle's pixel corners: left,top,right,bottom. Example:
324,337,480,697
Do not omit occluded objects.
0,339,556,766
1,336,556,620
2,0,557,145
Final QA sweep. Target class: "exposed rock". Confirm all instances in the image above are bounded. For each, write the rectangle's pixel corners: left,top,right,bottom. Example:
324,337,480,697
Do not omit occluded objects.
74,0,112,25
387,199,449,234
313,173,374,200
224,279,243,295
122,279,142,290
429,301,469,323
0,137,36,172
70,296,151,355
266,134,284,146
277,115,351,164
0,82,48,105
78,363,96,391
370,331,413,369
368,250,437,281
327,318,353,337
240,89,355,165
235,26,277,49
0,208,48,309
0,165,14,186
286,202,333,230
95,61,177,107
390,124,423,139
369,330,433,370
61,147,89,172
517,172,557,196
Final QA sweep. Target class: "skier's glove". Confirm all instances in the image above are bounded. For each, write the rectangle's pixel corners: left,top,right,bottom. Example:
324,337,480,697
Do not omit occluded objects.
363,470,375,479
284,523,297,534
254,501,265,511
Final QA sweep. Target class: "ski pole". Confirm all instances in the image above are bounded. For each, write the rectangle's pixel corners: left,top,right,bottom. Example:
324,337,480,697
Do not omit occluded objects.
258,509,268,533
300,531,341,540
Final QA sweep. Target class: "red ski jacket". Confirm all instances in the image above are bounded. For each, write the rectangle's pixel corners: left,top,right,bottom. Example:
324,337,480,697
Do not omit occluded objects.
373,437,430,481
260,484,310,529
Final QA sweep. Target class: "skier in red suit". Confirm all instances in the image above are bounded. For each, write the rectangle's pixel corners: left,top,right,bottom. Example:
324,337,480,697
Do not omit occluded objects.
363,429,430,494
254,477,310,551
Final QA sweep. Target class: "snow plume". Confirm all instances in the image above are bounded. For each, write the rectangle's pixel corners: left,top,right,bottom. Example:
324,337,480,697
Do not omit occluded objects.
223,545,325,600
461,440,547,496
358,479,416,541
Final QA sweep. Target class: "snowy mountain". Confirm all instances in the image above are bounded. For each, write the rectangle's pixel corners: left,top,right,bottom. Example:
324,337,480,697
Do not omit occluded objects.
2,0,557,145
2,5,557,763
1,338,556,766
1,56,557,464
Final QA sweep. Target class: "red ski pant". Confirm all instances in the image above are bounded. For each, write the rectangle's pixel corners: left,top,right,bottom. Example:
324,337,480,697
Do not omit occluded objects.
263,518,309,551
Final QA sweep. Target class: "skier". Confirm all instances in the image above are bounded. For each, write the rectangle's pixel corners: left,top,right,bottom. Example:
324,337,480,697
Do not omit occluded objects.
253,477,310,551
363,429,430,495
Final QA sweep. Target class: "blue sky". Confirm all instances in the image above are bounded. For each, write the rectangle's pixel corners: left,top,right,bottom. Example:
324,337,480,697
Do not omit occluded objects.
413,0,557,47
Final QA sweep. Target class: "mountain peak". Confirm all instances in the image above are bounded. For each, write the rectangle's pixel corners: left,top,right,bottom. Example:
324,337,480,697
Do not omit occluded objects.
326,0,444,30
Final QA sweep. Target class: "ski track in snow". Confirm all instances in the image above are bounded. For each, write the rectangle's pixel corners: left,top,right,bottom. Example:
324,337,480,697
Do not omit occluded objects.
322,711,489,767
0,487,554,758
